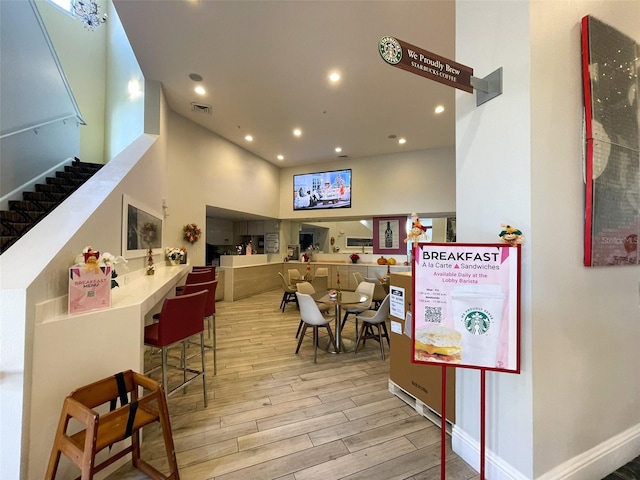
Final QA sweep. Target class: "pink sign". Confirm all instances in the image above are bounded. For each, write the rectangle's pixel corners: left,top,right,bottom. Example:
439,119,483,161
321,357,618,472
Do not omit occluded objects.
68,266,112,314
412,243,521,373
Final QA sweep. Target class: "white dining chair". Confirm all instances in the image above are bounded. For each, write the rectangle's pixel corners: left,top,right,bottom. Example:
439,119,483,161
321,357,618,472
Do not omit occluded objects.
340,281,375,335
354,294,391,360
295,292,338,363
295,282,331,339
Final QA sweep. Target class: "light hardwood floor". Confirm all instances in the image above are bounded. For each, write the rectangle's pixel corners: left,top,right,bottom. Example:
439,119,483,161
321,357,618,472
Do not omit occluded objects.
107,289,479,480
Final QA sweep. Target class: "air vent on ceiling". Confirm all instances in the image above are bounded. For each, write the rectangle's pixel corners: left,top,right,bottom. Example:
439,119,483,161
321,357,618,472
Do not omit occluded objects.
191,102,212,114
338,154,349,159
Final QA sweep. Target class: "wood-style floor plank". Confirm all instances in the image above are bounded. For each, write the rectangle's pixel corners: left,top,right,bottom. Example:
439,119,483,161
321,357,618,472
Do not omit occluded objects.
106,288,477,480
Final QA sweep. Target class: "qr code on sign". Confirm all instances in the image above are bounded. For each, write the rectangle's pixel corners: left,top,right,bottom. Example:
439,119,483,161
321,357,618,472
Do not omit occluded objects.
424,306,442,323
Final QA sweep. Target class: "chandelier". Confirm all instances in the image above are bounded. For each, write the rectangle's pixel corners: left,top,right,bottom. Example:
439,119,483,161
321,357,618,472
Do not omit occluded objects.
73,0,107,30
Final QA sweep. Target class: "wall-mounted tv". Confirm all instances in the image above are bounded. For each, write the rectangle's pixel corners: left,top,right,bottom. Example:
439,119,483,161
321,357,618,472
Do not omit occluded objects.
293,169,352,211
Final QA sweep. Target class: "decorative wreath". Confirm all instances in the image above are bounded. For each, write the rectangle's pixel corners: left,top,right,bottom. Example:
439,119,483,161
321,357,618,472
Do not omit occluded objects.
183,223,201,244
141,222,157,245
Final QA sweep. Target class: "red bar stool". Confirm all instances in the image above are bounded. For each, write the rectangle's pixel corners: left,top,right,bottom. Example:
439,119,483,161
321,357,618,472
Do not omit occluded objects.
175,268,214,295
144,290,208,407
182,280,218,375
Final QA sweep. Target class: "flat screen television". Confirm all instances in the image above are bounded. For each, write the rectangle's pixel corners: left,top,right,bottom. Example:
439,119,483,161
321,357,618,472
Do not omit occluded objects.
293,169,352,211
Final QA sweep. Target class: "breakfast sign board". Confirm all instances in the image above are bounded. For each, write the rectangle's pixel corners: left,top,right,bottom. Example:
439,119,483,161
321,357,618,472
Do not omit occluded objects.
411,243,521,374
69,265,112,314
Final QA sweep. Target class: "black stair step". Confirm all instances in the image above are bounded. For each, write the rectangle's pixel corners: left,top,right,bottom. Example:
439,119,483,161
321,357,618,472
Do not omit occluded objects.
69,163,103,175
51,173,85,185
0,221,30,236
72,158,103,170
9,200,56,212
60,168,93,180
0,210,29,222
35,183,74,196
1,236,19,254
23,191,66,202
44,178,78,191
5,208,43,222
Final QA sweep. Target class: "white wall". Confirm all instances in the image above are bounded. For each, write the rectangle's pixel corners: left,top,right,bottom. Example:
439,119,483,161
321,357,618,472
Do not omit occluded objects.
529,2,640,478
104,0,145,162
279,147,456,220
455,1,640,479
166,111,282,266
36,0,106,164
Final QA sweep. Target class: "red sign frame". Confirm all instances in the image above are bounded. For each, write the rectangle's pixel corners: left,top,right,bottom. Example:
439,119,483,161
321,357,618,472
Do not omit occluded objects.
411,242,521,374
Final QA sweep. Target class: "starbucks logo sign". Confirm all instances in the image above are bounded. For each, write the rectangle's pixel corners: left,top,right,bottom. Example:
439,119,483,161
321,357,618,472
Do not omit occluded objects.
379,36,402,65
462,310,492,335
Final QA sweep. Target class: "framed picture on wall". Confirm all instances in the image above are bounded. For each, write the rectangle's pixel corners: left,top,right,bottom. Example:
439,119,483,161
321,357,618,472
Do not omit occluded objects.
122,194,163,259
373,215,407,255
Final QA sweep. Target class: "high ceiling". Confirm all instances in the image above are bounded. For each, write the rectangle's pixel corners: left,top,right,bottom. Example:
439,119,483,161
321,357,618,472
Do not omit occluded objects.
113,0,456,169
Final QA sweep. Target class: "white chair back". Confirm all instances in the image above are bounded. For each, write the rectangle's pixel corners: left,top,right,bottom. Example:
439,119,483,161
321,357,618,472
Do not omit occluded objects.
359,294,390,324
353,271,365,285
354,281,375,308
296,292,327,326
315,267,329,277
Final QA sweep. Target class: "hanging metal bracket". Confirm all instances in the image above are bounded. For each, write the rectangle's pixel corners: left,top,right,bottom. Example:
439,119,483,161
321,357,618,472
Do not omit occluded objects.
471,67,503,106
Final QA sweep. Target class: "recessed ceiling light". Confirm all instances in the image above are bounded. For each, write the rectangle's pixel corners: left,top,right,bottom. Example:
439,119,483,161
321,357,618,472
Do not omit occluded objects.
335,147,342,153
195,86,206,95
329,71,341,82
293,128,302,137
277,154,284,161
434,105,445,114
398,138,407,145
245,135,253,142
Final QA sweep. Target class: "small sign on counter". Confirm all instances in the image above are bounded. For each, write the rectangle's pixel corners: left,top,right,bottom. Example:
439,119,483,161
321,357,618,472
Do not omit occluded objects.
69,266,112,314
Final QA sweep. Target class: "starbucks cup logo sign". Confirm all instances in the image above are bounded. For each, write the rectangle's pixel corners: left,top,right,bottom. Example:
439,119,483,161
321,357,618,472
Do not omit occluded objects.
463,310,492,335
451,285,505,368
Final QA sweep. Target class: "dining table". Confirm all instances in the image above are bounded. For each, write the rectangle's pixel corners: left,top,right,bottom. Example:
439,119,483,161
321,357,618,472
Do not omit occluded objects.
312,290,371,353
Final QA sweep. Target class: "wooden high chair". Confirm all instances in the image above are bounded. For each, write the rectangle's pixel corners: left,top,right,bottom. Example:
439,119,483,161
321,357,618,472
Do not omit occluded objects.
45,370,179,480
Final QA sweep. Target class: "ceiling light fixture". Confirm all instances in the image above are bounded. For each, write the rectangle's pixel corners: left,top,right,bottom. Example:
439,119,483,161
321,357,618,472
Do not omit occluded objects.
293,128,302,137
335,147,342,153
194,86,206,95
73,0,107,30
245,135,253,142
329,72,341,82
434,105,445,114
277,155,284,161
398,138,407,145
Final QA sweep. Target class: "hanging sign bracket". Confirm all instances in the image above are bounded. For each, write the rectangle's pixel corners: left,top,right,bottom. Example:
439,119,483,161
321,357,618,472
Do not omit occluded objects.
471,67,503,106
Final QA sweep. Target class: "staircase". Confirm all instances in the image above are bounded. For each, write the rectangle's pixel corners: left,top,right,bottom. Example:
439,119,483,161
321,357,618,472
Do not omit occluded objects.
0,158,103,254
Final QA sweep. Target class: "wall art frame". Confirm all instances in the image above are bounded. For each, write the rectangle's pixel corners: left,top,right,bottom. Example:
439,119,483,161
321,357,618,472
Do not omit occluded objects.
581,15,639,266
122,194,163,259
373,215,407,254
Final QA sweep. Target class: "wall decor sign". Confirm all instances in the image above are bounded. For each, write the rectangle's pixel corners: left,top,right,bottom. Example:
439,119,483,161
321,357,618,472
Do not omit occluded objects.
122,194,163,259
378,36,473,93
411,243,521,373
265,233,280,254
373,215,407,255
581,16,639,266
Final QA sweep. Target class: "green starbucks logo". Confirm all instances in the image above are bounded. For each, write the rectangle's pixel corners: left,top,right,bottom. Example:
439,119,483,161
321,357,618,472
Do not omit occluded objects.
463,310,491,335
379,36,402,65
